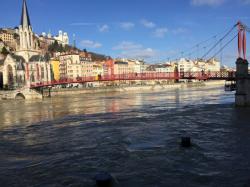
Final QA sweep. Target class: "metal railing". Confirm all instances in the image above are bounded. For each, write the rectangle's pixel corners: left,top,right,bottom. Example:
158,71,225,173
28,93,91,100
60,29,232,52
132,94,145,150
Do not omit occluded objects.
30,71,236,88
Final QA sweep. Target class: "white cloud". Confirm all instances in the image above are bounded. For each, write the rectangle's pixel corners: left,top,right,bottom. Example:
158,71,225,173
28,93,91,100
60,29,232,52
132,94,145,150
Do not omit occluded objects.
120,22,135,30
241,0,250,4
121,48,157,59
80,40,102,49
153,28,168,38
70,22,97,26
172,28,188,34
113,41,157,59
141,19,156,28
99,24,109,32
191,0,225,6
112,41,143,50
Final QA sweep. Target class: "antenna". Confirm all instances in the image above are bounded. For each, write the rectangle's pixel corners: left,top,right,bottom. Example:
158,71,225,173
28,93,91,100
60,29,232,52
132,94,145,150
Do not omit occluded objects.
73,33,76,48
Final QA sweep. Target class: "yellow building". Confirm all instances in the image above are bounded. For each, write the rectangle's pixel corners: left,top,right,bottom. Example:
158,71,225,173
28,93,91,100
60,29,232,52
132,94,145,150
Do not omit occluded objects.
50,59,60,81
0,30,15,44
93,63,104,80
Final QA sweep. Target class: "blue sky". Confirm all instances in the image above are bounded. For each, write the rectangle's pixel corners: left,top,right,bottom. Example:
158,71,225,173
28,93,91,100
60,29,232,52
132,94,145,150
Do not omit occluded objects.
1,0,250,66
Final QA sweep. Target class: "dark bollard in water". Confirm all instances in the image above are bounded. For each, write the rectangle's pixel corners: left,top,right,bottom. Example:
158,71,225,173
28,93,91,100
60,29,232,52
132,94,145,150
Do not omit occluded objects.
181,137,191,147
95,172,113,187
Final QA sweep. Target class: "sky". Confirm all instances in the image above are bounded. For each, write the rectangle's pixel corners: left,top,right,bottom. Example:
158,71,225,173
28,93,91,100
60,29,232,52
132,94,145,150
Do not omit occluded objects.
0,0,250,66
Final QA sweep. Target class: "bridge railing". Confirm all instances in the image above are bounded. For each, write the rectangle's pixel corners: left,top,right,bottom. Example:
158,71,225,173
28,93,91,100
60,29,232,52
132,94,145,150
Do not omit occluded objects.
30,71,236,88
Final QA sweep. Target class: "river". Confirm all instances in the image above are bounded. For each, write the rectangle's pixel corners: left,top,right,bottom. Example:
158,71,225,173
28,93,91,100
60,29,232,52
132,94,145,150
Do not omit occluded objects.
0,85,250,187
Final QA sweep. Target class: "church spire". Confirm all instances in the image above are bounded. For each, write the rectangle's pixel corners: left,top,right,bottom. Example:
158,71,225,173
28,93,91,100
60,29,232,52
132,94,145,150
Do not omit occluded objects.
20,0,31,28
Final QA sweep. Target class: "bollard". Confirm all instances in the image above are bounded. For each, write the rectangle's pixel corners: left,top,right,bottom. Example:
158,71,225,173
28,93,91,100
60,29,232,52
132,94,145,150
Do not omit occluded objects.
181,137,191,148
95,172,113,187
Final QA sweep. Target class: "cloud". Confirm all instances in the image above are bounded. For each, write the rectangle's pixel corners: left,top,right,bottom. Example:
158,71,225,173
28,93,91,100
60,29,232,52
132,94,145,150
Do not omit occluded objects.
191,0,225,6
80,40,102,49
113,41,157,59
241,0,250,4
120,22,135,30
121,48,157,59
70,22,97,26
99,24,109,32
153,28,168,38
112,41,143,50
172,28,188,34
141,19,156,28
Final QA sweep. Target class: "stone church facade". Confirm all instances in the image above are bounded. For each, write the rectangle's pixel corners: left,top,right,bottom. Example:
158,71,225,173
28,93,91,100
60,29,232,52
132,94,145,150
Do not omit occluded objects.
0,0,51,89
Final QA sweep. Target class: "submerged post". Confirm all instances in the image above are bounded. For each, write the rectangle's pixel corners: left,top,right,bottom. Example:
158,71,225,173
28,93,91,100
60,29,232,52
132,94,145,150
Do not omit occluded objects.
235,58,250,106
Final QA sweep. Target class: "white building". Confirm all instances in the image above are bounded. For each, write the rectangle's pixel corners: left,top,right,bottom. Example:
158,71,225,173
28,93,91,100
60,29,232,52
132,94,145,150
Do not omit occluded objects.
155,64,175,73
177,58,194,73
177,58,220,73
40,30,69,47
54,30,69,46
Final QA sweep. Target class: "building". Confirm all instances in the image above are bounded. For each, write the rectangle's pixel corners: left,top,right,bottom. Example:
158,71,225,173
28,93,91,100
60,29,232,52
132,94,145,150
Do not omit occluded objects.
153,64,175,73
176,58,221,73
59,54,81,79
50,59,60,81
57,52,96,80
205,58,220,72
103,58,114,78
54,30,69,46
0,29,16,44
177,58,194,73
40,30,69,47
0,28,19,51
114,61,131,75
93,63,104,80
0,0,51,89
80,53,94,78
0,40,5,52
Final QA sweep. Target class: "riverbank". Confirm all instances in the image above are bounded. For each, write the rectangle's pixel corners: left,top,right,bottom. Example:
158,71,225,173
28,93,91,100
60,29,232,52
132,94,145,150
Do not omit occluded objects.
0,80,226,100
50,80,225,97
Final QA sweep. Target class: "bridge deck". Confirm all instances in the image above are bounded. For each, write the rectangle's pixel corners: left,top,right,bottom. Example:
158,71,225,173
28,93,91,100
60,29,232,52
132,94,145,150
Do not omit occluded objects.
30,71,235,88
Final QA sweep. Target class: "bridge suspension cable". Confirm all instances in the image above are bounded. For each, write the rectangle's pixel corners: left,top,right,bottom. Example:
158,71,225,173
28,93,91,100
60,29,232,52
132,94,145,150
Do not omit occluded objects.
201,24,238,59
160,24,239,63
209,33,238,61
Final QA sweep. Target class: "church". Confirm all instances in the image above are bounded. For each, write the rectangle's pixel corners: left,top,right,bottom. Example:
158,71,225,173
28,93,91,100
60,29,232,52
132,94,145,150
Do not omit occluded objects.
0,0,51,89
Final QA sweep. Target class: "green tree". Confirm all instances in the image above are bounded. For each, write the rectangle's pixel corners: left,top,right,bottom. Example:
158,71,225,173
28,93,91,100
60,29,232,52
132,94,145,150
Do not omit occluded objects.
58,44,64,52
1,47,9,55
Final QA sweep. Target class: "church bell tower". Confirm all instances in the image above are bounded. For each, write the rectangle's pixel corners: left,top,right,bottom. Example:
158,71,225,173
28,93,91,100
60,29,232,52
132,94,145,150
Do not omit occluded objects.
19,0,34,50
16,0,39,62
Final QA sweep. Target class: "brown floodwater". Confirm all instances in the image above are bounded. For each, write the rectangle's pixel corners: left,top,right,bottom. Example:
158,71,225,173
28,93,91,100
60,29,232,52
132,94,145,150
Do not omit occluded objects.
0,86,250,187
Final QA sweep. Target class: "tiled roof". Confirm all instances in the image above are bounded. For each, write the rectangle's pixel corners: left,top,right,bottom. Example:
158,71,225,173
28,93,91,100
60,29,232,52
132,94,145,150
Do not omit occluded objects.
114,61,128,65
29,55,49,62
10,54,25,63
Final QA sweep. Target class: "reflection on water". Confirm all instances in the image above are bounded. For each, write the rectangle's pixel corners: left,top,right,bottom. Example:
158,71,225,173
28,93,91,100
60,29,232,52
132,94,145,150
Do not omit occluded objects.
0,86,250,187
0,86,232,128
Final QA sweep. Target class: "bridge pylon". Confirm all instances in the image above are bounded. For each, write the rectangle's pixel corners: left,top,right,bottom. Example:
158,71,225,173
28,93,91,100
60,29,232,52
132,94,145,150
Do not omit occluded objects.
235,58,250,106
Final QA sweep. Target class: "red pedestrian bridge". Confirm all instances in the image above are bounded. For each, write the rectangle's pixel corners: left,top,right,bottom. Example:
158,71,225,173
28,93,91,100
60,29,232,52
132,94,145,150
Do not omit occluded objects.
30,71,235,88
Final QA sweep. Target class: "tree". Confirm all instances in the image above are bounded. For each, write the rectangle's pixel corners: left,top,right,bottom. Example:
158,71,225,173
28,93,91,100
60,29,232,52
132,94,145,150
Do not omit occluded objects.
37,40,40,48
13,33,19,39
1,47,9,55
58,44,64,52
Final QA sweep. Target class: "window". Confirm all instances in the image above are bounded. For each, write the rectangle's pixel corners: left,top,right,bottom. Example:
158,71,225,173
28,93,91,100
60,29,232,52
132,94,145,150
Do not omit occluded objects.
41,66,45,79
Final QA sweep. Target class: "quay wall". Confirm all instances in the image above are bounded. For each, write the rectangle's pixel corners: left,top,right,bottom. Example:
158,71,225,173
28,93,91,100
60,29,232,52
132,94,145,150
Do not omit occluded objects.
50,80,225,97
0,80,226,100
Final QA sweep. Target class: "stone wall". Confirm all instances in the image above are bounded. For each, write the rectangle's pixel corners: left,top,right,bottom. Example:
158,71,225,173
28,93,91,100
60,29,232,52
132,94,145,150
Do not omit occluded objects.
235,58,250,106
